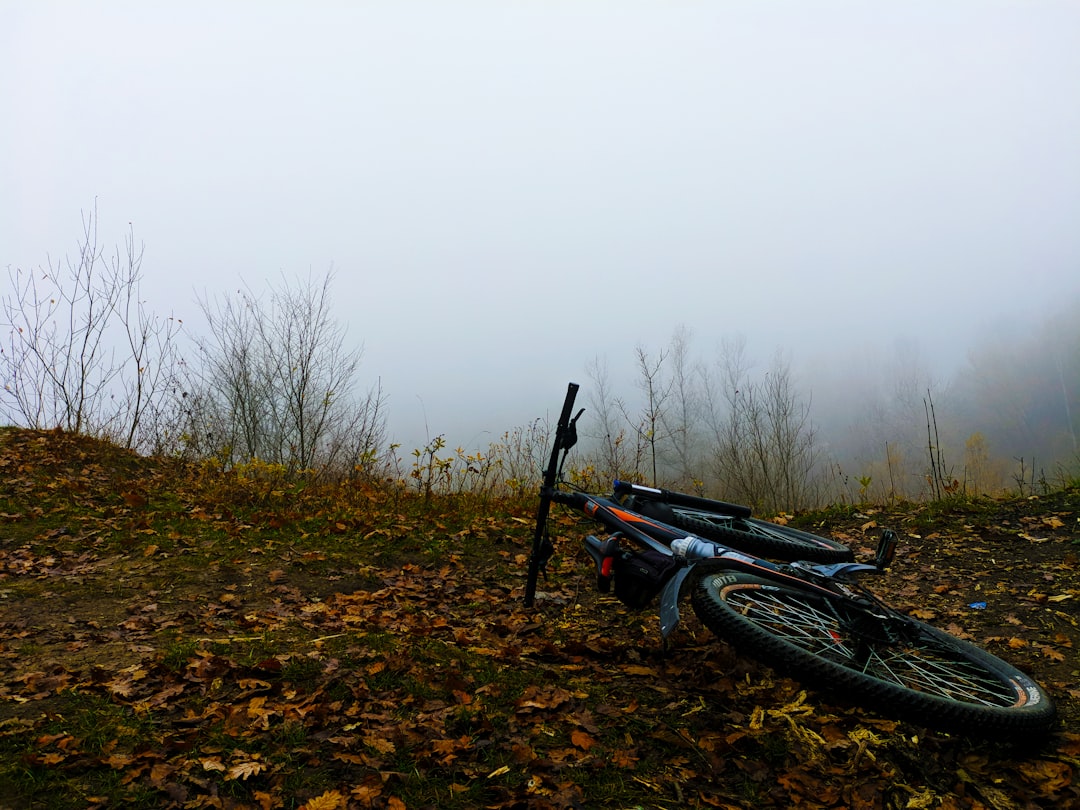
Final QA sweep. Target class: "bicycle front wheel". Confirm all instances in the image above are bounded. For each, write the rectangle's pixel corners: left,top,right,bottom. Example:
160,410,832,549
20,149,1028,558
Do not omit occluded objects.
690,571,1056,736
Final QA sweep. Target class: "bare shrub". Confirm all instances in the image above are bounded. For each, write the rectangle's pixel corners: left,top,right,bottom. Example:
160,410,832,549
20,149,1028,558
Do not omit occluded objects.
1,206,184,453
704,340,818,513
184,271,386,476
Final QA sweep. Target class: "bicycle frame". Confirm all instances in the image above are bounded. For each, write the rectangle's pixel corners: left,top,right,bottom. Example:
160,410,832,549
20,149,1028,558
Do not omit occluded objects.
523,384,1056,736
525,382,896,640
556,488,890,637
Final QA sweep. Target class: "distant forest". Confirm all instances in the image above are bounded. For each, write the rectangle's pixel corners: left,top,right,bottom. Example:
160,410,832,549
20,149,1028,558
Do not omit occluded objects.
577,299,1080,509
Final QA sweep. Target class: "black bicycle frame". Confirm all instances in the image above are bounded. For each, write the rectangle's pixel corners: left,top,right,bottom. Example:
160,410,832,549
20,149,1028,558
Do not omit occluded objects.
553,487,893,637
525,383,893,638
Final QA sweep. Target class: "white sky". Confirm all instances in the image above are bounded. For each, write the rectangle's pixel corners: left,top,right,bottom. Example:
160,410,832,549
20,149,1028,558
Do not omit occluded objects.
3,1,1079,451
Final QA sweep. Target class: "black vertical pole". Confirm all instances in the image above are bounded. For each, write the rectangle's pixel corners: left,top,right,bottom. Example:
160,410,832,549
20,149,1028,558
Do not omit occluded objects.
524,382,579,607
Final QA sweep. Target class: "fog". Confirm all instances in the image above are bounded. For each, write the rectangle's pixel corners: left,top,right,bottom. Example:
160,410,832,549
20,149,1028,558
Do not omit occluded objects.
3,2,1079,467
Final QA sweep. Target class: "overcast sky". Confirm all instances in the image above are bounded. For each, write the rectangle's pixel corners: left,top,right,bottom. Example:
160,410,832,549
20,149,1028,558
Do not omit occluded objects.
3,1,1079,451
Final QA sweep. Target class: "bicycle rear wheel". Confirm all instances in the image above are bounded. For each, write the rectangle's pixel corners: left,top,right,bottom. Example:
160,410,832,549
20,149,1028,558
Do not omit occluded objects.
633,499,853,563
690,571,1056,736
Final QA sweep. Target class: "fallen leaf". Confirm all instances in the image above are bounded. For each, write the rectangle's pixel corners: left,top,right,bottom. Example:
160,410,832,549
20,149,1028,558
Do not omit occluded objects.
300,791,346,810
571,730,596,750
227,760,266,781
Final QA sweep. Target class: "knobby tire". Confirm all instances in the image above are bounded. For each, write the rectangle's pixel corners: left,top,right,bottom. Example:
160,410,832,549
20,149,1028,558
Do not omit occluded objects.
690,571,1056,736
656,504,854,563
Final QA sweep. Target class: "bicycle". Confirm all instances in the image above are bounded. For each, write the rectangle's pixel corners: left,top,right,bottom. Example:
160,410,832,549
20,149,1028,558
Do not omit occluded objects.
523,383,1056,737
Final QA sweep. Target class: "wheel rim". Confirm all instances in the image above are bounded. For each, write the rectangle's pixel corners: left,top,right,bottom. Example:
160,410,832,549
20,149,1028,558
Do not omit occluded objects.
720,584,1027,710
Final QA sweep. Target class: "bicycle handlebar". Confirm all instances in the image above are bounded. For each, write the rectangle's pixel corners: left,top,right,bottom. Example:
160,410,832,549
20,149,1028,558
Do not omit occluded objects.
524,383,753,608
524,382,581,607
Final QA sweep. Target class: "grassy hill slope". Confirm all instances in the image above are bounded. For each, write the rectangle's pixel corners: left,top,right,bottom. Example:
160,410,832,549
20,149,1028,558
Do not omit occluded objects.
1,427,1077,809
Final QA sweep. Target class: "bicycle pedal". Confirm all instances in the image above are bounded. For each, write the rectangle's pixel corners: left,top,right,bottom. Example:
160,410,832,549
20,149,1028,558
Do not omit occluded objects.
875,529,898,571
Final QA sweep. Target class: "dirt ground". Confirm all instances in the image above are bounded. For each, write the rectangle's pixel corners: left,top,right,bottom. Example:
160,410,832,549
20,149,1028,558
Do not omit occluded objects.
798,490,1079,732
1,427,1078,809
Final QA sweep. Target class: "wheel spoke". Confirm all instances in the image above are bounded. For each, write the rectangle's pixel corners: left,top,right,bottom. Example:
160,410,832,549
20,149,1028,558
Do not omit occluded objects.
865,644,1018,707
725,589,1020,709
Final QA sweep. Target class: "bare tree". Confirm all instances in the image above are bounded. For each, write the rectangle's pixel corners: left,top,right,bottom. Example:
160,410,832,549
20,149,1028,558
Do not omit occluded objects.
584,355,638,482
657,326,703,490
623,345,671,486
2,210,122,432
704,340,818,513
1,206,184,452
109,228,186,452
258,273,360,470
185,287,267,462
188,271,386,476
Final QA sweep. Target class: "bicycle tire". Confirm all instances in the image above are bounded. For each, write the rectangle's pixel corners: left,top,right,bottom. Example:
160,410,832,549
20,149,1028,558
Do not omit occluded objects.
690,571,1056,736
634,499,853,563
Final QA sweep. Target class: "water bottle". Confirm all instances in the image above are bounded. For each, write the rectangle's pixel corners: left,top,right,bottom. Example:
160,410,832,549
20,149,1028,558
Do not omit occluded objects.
670,536,719,560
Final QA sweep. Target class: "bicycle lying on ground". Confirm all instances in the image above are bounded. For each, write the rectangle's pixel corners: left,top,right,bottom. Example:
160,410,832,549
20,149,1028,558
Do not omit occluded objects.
523,383,1056,737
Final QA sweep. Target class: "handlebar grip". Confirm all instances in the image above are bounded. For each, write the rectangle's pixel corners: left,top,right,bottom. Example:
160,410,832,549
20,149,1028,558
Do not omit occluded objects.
550,489,583,507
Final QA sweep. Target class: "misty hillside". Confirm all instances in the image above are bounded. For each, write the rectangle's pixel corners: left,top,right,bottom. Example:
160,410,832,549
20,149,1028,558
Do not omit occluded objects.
2,239,1078,515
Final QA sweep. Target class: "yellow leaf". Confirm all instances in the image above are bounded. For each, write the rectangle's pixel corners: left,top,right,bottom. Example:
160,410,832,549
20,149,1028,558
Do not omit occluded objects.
750,706,766,730
227,760,266,780
106,753,134,769
363,735,395,754
1007,637,1028,649
300,791,346,810
351,782,383,803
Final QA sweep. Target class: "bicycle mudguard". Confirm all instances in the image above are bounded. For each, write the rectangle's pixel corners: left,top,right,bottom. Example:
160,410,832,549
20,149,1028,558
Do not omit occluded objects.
659,565,693,639
658,553,842,640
